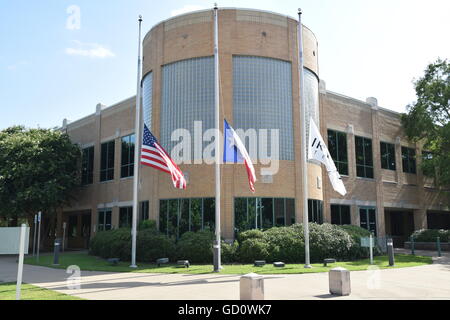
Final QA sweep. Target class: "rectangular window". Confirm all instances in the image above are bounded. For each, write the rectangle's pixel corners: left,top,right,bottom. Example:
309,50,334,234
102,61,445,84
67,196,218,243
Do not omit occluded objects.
81,146,94,185
308,199,323,224
327,130,348,175
402,146,416,174
359,207,377,235
140,201,149,221
380,142,396,170
97,208,112,231
203,198,215,232
100,140,115,182
119,207,132,228
355,136,374,178
233,56,294,161
68,215,78,237
121,134,135,178
331,205,351,225
234,198,295,235
158,198,215,238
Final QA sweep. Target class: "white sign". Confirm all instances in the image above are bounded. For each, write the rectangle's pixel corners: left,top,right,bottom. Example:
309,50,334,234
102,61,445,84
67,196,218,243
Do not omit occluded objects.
360,237,374,248
0,227,30,254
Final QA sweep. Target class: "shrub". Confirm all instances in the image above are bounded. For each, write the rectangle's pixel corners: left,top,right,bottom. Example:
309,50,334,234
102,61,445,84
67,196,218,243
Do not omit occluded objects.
139,219,157,231
261,226,304,263
338,224,381,260
236,229,264,243
307,223,353,262
221,240,239,264
176,230,215,263
238,238,270,263
411,229,449,242
137,229,177,262
89,228,131,259
89,227,176,263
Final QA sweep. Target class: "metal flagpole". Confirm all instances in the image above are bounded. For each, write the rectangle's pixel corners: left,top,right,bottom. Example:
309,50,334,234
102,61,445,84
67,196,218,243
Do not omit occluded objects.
213,4,222,272
297,9,311,268
130,15,143,268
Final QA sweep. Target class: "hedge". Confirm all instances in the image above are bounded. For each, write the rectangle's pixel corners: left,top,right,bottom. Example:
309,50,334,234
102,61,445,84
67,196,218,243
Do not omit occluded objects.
89,223,379,264
237,223,379,263
410,229,449,242
89,228,176,262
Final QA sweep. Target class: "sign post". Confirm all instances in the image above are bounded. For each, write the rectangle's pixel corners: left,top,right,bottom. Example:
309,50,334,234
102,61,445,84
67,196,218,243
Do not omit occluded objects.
32,214,37,256
16,224,27,300
37,211,41,262
369,234,374,265
62,222,66,252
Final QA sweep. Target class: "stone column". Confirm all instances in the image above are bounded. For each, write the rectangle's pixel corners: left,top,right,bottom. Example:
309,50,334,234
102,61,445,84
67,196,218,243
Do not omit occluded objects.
413,209,427,230
369,98,386,237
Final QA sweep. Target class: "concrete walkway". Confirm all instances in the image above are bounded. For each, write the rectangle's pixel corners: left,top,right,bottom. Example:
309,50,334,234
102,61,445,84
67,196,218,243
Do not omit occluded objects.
1,250,449,300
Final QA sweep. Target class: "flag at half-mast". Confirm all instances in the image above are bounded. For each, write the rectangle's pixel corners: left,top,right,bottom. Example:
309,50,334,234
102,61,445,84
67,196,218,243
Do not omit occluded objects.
308,118,347,196
223,119,256,192
140,124,187,189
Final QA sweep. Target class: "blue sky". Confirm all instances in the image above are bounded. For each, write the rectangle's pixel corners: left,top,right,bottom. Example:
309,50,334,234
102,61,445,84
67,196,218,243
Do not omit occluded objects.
1,0,449,130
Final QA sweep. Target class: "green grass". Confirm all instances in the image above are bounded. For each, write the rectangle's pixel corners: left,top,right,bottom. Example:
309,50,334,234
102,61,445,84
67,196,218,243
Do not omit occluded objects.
24,252,432,275
0,282,84,300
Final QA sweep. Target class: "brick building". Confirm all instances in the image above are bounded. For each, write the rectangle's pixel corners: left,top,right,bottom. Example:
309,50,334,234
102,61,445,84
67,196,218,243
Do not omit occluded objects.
55,8,450,250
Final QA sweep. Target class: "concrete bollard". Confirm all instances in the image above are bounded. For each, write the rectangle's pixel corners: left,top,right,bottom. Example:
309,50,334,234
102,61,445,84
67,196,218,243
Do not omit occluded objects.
329,267,351,296
240,273,264,300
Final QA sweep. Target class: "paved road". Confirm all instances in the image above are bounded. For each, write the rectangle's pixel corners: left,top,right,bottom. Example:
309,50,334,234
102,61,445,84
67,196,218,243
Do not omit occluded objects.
1,250,449,300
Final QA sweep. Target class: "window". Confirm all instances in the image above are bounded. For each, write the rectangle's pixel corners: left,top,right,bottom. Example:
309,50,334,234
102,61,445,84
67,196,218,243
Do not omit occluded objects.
328,130,348,175
380,142,396,170
140,201,149,221
331,205,351,225
233,56,294,161
308,199,323,224
100,140,115,181
142,72,153,130
119,207,132,228
121,134,135,178
402,147,416,174
97,208,112,231
81,146,94,185
161,57,214,161
234,198,296,234
355,136,374,178
359,207,376,235
159,198,215,239
68,215,78,237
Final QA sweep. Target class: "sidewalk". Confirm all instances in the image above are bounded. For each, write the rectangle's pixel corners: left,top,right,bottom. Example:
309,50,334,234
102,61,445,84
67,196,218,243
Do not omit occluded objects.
1,251,449,300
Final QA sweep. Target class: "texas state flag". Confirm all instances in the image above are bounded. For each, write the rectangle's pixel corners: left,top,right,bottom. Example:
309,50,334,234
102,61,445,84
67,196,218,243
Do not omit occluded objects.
223,119,256,192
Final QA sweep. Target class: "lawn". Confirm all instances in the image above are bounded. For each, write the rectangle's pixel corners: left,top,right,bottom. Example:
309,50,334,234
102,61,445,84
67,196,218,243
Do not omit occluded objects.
24,252,432,275
0,282,84,300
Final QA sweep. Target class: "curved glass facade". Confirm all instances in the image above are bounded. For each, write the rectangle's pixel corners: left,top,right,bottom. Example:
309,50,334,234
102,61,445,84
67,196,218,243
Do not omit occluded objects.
304,68,319,144
233,56,294,161
142,72,153,130
161,57,215,161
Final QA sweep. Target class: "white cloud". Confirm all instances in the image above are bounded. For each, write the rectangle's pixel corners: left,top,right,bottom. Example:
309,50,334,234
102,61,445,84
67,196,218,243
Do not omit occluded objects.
65,40,115,58
171,5,207,17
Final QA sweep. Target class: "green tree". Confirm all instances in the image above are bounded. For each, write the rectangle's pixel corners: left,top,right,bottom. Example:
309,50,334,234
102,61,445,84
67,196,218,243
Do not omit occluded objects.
0,126,81,227
401,58,450,186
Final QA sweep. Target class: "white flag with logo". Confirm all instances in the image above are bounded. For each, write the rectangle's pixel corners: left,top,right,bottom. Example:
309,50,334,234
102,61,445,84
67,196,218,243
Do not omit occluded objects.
308,118,347,196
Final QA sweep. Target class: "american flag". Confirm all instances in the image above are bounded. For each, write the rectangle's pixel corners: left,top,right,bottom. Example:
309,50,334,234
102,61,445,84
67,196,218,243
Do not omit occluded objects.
141,124,186,189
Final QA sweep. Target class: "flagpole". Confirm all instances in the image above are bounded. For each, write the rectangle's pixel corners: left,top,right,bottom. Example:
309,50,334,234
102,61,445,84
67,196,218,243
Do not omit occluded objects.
213,3,222,272
298,9,311,268
130,15,143,268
